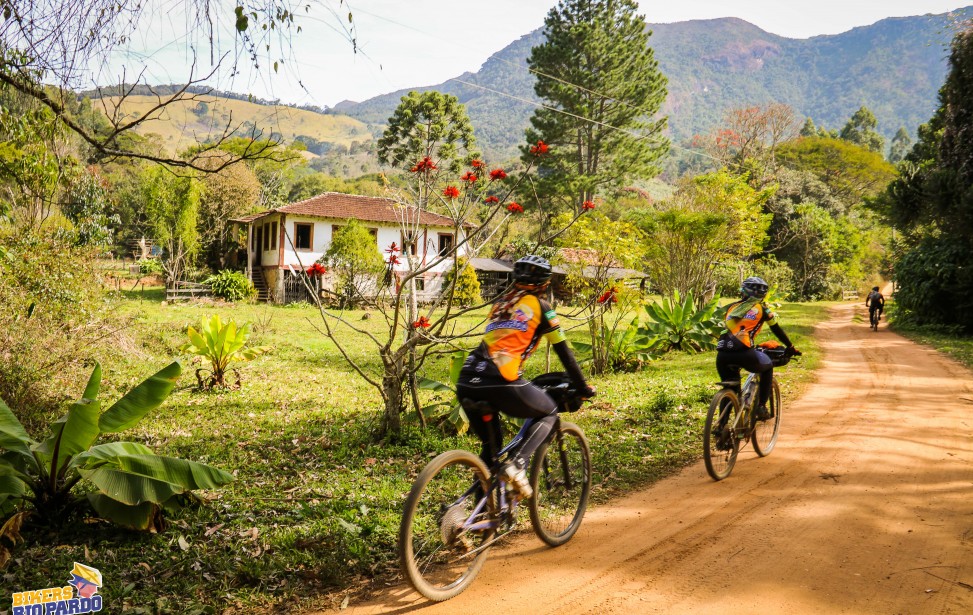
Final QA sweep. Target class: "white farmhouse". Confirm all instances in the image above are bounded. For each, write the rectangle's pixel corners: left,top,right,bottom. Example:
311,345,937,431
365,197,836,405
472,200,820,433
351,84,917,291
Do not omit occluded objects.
231,192,468,303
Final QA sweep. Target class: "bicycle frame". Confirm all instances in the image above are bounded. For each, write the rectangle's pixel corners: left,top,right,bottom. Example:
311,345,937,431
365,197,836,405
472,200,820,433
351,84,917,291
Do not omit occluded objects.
450,417,538,536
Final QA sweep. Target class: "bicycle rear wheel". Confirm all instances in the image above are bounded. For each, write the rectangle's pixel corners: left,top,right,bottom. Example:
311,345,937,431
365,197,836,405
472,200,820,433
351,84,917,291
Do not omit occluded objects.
528,421,591,547
399,450,497,602
704,389,740,481
752,379,781,457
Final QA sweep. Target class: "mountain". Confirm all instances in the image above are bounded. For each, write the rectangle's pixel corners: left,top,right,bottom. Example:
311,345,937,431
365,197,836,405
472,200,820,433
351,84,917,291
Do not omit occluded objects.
335,7,973,159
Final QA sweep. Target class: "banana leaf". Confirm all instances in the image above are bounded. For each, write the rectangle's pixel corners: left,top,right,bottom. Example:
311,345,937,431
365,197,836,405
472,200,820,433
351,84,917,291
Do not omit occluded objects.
69,441,155,470
78,467,185,506
0,397,34,463
99,454,234,491
87,494,163,532
99,361,182,433
36,397,100,479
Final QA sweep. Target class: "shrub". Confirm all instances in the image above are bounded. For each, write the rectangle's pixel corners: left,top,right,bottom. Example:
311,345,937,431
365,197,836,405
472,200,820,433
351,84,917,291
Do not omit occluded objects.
642,291,723,353
442,258,482,306
0,361,233,551
0,231,111,429
205,269,256,302
138,258,164,275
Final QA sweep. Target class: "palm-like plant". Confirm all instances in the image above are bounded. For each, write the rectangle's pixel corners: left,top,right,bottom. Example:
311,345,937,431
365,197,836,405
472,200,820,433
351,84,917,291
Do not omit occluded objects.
642,291,724,353
182,315,268,389
0,361,233,540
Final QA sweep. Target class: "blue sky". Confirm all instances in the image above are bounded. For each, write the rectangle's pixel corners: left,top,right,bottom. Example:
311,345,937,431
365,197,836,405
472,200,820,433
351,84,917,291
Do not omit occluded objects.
96,1,972,108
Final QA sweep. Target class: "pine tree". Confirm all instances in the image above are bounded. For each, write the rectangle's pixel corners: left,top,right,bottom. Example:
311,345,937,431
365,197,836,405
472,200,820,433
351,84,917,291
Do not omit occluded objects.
800,117,817,137
524,0,669,214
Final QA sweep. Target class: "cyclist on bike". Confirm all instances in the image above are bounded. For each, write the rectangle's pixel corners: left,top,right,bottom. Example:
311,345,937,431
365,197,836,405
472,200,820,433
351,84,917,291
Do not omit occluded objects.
866,286,885,326
456,255,595,499
716,277,801,421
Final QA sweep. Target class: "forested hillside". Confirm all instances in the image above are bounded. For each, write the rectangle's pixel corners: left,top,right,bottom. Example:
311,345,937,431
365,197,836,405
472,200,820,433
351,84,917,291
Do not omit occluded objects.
336,8,972,158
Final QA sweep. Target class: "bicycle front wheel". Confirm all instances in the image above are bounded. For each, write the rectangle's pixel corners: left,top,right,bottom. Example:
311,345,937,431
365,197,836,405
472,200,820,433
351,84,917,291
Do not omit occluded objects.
704,389,740,481
399,450,497,602
528,421,591,547
752,379,782,457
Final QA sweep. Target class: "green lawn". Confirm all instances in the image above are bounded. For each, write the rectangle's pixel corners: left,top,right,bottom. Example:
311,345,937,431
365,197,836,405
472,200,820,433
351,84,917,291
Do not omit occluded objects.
7,293,827,614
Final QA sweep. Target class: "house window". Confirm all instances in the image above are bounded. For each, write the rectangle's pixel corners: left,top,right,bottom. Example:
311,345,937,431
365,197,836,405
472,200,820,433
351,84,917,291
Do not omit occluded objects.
369,228,378,244
401,232,418,256
262,224,270,250
438,233,454,256
295,223,313,251
270,221,278,250
254,226,261,251
415,277,425,291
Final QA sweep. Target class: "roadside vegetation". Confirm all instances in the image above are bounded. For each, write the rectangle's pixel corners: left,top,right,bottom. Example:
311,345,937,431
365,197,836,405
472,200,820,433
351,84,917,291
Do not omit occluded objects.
4,287,823,612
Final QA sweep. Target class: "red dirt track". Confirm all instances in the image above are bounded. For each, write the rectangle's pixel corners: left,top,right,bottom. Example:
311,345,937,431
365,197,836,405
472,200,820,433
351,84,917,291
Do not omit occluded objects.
332,302,973,614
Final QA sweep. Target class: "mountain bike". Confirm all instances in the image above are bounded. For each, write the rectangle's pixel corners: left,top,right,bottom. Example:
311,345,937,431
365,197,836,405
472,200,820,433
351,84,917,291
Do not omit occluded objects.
703,345,797,481
869,309,882,331
399,373,592,602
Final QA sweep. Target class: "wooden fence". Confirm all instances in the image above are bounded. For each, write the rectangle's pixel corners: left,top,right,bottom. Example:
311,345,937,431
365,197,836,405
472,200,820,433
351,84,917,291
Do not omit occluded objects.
165,281,212,302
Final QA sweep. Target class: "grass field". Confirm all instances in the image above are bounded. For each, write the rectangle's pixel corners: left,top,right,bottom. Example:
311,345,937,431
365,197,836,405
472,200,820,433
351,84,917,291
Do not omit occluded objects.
102,96,372,155
7,290,827,613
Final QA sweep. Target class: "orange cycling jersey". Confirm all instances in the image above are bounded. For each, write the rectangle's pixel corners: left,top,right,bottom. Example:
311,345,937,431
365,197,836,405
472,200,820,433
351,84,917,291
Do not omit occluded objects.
480,293,567,381
722,298,779,348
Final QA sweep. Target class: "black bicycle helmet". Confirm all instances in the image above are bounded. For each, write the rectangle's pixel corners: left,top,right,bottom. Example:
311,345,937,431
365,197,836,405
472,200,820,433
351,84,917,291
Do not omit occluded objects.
513,255,553,285
872,286,880,291
741,276,769,299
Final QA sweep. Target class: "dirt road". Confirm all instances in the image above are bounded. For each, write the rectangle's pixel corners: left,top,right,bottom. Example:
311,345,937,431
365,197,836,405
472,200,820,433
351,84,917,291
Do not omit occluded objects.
339,303,973,614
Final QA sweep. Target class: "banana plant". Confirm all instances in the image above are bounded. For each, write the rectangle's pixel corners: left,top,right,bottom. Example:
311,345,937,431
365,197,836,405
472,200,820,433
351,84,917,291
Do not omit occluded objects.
417,351,470,433
572,316,655,372
641,290,724,353
181,314,268,389
0,361,233,536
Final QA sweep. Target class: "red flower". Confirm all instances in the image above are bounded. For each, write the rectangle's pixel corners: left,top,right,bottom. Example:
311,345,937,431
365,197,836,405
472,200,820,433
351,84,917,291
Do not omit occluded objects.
413,316,431,329
506,202,524,214
582,200,596,211
530,140,550,156
470,159,484,168
411,156,438,173
489,168,507,181
443,185,460,198
597,286,618,304
484,195,500,204
388,254,401,266
385,242,399,254
460,171,478,183
306,263,327,276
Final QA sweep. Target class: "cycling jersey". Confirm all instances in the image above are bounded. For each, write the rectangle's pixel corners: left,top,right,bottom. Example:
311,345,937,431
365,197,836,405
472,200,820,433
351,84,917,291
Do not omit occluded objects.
479,294,567,381
720,298,779,349
866,291,885,311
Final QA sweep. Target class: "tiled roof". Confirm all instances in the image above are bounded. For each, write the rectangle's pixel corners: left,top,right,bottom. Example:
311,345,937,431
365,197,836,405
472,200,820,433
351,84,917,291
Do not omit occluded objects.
231,192,458,227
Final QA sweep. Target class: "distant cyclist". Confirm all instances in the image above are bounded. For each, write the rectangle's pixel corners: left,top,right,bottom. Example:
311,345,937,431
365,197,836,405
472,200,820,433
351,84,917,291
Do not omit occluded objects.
455,255,595,499
866,286,885,330
716,277,801,421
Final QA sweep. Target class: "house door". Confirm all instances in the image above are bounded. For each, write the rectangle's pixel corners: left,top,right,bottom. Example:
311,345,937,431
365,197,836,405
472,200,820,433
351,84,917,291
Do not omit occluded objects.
254,226,263,268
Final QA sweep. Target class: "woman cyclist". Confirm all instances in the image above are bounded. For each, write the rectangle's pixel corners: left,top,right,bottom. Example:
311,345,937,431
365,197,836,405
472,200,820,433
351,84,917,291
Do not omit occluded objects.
716,277,801,421
455,255,595,499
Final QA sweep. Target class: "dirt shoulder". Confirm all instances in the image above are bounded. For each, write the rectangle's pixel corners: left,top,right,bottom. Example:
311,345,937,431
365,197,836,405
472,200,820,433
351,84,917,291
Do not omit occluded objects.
331,302,973,614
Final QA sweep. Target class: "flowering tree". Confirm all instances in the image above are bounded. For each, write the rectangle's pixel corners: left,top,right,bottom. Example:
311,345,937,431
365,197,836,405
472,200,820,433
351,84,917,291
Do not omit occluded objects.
299,91,586,437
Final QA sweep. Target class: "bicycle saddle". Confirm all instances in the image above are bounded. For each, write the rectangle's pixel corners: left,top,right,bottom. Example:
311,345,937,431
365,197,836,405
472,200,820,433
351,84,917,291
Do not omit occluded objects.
717,380,741,388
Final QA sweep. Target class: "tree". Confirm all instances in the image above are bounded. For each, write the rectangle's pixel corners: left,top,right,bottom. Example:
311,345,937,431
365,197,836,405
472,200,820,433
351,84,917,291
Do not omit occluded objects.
626,170,773,300
800,118,817,137
324,220,385,308
776,136,896,205
888,127,912,163
524,0,669,214
142,166,201,284
696,104,799,183
197,151,261,269
442,258,482,307
879,23,973,330
840,106,885,153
